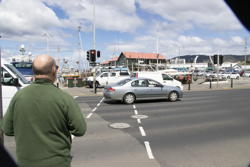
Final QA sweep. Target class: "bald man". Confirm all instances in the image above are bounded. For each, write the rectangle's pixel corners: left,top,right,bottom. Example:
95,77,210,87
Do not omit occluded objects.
2,55,87,167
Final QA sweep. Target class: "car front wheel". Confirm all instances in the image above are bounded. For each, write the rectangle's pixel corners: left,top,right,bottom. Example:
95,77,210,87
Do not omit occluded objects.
168,91,178,102
123,93,135,104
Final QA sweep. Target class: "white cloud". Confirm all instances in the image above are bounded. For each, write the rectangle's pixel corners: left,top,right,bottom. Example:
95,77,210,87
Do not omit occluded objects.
107,42,146,53
0,0,61,37
44,0,143,32
178,36,204,46
231,36,244,45
137,0,242,31
212,38,227,47
105,32,247,59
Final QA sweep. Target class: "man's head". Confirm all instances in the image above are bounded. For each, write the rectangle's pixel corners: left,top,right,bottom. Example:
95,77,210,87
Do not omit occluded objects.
32,55,57,82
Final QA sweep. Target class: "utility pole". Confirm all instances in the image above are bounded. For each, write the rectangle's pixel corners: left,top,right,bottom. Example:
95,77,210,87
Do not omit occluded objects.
57,46,61,68
78,26,83,73
216,54,219,88
156,36,159,71
0,35,3,145
93,0,96,50
156,24,159,71
244,37,248,64
92,0,97,94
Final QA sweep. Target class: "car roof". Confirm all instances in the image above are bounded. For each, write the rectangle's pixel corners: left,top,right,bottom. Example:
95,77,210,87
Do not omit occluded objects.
130,77,161,83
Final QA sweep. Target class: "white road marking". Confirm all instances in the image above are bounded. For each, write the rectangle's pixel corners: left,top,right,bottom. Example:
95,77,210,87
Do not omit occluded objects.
144,141,155,159
86,98,104,119
86,113,93,119
92,107,97,112
134,110,138,115
131,104,154,160
73,96,79,99
100,97,104,102
137,119,141,124
139,126,146,136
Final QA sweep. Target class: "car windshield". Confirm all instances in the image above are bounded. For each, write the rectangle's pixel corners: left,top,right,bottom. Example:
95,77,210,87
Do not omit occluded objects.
117,78,132,86
5,64,30,84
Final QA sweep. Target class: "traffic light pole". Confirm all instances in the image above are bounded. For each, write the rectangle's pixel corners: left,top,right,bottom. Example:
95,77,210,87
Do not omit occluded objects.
0,44,4,145
92,0,97,94
217,54,219,88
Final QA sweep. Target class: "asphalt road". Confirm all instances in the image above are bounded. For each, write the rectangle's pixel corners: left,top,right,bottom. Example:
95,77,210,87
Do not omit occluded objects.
72,89,250,167
4,89,250,167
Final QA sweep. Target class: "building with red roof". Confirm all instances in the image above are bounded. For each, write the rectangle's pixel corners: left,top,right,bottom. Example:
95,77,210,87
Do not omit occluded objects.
101,52,167,70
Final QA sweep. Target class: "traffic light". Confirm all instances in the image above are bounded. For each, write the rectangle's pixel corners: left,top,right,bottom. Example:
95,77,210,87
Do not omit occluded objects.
90,49,96,62
97,50,100,58
213,55,223,65
87,51,90,60
219,55,223,65
87,49,100,62
213,55,218,64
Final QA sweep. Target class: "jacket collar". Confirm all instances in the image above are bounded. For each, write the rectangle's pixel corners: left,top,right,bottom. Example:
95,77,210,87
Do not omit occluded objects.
34,78,53,84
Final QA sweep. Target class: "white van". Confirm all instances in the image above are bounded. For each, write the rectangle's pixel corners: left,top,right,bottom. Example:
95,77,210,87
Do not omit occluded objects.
1,59,30,115
135,71,183,90
87,71,130,87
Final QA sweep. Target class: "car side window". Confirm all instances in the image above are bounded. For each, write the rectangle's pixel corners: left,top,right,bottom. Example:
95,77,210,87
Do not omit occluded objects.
111,73,116,77
148,79,161,87
120,71,129,76
131,79,148,87
101,73,108,77
162,74,173,80
1,67,15,86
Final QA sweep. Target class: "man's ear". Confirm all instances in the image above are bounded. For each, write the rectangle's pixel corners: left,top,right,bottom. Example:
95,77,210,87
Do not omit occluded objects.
52,65,57,73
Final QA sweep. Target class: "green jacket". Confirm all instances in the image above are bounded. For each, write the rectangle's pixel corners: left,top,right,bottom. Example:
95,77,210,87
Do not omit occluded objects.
1,78,87,167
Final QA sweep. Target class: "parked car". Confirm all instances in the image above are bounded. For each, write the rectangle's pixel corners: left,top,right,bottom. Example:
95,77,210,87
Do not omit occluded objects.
134,71,183,90
103,78,183,104
243,71,250,77
193,70,206,76
86,71,130,88
221,72,240,79
205,71,225,79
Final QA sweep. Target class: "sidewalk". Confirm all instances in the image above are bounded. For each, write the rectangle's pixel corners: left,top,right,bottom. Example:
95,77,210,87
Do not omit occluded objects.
61,86,103,96
61,78,250,97
183,77,250,92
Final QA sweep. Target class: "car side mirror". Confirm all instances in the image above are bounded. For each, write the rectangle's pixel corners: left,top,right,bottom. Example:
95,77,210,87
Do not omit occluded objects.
13,78,20,87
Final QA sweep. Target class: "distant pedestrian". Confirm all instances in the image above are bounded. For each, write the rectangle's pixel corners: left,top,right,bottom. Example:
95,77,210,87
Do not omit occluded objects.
1,55,86,167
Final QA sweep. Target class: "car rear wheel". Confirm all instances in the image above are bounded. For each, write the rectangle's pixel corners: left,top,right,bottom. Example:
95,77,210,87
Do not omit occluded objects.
123,93,135,104
168,91,178,102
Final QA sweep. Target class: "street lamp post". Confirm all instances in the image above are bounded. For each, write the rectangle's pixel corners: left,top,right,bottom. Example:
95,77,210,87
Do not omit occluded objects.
92,0,97,94
0,35,4,145
244,37,248,65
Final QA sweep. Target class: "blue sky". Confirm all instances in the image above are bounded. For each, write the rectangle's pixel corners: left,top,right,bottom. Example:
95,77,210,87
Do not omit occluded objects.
0,0,249,69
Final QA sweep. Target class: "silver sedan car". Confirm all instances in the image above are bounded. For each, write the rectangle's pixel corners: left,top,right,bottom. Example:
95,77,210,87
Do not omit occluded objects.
103,77,183,104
